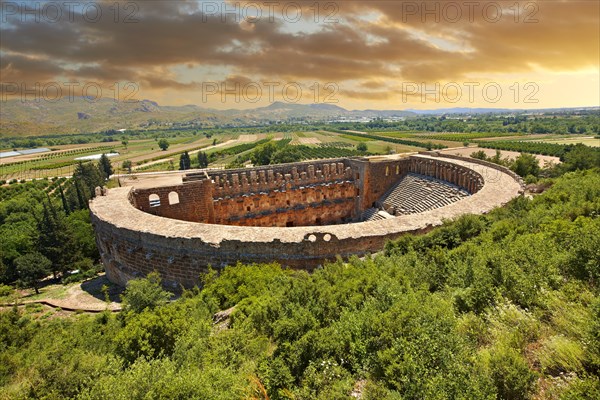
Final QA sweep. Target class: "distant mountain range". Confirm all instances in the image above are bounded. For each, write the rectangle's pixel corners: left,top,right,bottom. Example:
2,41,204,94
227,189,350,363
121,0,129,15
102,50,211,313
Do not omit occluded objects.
0,97,597,137
405,107,514,115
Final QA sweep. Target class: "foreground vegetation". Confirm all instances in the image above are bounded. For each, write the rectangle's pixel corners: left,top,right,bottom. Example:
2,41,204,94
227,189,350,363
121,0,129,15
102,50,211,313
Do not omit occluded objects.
0,160,108,288
1,164,599,398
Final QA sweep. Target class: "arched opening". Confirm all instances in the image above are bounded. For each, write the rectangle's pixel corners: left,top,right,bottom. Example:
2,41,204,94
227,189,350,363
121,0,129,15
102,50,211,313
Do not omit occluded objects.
149,194,160,207
396,165,400,175
385,166,390,177
168,191,180,205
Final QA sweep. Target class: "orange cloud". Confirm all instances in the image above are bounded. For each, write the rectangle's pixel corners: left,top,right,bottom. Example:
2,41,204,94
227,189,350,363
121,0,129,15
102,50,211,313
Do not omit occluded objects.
1,1,597,107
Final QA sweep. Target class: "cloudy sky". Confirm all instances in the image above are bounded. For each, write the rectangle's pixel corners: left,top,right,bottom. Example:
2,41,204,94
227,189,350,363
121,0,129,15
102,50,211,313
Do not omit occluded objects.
1,0,599,109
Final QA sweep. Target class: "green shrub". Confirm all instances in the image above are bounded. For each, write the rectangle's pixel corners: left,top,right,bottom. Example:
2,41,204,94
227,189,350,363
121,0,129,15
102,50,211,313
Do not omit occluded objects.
537,335,586,374
485,344,537,400
121,272,171,314
559,375,600,400
524,174,538,184
0,284,13,297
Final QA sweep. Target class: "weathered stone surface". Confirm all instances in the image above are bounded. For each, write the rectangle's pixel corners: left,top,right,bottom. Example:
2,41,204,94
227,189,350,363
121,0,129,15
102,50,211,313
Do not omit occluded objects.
90,154,522,289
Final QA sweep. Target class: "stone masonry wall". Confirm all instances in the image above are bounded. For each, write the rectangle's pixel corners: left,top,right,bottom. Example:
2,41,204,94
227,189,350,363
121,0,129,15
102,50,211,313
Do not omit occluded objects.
92,212,428,290
213,181,357,227
132,160,357,226
90,154,523,290
130,180,215,223
185,158,354,197
349,158,412,210
423,152,525,190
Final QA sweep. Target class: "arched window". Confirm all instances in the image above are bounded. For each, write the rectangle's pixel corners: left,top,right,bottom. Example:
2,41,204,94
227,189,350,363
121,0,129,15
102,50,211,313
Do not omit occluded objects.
385,166,390,177
149,194,160,207
168,191,180,205
396,165,400,175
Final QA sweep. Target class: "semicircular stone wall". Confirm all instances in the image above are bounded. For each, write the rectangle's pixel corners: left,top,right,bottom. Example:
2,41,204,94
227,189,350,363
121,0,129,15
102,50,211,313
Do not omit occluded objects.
90,154,523,289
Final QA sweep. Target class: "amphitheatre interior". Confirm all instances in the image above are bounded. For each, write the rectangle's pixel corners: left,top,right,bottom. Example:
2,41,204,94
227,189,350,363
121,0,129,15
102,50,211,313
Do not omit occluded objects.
90,153,524,289
130,155,481,227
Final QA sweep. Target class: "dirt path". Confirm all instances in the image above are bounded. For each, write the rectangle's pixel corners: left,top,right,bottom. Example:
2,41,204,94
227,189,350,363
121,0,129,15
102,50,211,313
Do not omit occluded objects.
344,130,368,134
1,275,123,313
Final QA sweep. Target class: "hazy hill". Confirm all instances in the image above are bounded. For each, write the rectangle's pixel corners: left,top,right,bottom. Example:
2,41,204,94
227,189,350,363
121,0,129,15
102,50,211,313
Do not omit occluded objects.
0,98,224,137
3,97,593,138
1,99,415,137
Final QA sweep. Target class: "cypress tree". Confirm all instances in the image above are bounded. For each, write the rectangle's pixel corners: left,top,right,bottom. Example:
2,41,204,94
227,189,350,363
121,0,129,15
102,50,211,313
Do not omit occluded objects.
198,152,209,168
179,151,191,170
74,180,87,210
98,154,114,180
58,184,70,214
36,201,68,278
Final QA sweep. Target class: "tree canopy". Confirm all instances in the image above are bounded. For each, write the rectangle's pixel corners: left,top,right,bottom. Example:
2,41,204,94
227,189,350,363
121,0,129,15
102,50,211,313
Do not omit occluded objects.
158,138,169,151
179,151,191,170
121,272,171,314
97,154,113,179
15,252,51,294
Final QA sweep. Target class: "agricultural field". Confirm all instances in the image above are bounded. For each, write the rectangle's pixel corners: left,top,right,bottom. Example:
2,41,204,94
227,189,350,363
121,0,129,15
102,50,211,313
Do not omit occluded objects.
478,141,581,158
372,132,463,149
0,132,231,180
0,130,394,179
439,147,560,167
2,127,599,181
0,144,123,180
414,132,523,142
533,136,600,147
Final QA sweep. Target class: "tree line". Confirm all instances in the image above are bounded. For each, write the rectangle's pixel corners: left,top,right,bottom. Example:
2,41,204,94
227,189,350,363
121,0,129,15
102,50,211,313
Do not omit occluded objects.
0,155,114,290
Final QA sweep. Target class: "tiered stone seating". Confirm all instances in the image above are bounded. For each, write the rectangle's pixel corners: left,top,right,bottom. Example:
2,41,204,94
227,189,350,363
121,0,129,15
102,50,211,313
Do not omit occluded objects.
377,173,469,216
360,208,394,222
